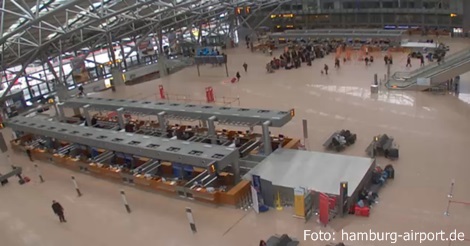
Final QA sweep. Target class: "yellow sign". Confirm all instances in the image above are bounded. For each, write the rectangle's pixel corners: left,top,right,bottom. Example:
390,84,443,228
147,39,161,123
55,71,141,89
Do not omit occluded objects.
290,109,295,117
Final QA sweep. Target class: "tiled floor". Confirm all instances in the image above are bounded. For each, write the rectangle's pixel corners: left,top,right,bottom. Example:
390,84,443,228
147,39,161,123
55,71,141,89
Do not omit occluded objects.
2,36,470,246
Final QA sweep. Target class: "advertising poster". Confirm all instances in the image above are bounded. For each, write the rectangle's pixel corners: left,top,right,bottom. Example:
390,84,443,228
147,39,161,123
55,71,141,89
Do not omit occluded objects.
319,193,329,226
252,175,262,193
251,185,259,213
71,56,90,84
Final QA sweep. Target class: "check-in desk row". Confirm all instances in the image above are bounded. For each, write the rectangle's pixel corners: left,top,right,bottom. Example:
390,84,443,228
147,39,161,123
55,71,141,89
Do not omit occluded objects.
10,137,251,206
70,115,301,152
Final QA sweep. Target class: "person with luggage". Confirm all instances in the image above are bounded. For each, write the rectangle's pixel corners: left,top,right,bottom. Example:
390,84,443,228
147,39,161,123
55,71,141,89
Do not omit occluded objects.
243,62,248,73
324,64,329,75
52,200,67,223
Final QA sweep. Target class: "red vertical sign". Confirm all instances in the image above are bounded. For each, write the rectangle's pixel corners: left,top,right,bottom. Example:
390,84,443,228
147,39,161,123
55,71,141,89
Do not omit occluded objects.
159,85,166,99
206,87,215,103
319,193,329,226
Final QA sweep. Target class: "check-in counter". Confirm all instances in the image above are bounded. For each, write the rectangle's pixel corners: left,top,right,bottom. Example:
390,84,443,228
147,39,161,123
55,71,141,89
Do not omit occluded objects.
134,175,153,187
32,148,51,162
101,167,122,180
52,154,67,166
153,179,178,194
283,138,300,149
220,180,251,206
188,187,220,203
64,157,81,171
9,139,255,207
11,140,25,153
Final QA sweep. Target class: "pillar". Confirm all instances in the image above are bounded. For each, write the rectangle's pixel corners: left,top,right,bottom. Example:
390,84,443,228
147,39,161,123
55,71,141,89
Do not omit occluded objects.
57,103,65,121
83,104,92,126
208,116,217,145
111,68,125,89
233,159,240,183
73,107,81,116
157,111,166,132
262,121,272,155
56,82,70,101
116,108,125,129
157,29,169,77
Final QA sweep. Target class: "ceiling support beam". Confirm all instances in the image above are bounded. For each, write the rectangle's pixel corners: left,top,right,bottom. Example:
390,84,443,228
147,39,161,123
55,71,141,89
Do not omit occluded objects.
0,49,40,99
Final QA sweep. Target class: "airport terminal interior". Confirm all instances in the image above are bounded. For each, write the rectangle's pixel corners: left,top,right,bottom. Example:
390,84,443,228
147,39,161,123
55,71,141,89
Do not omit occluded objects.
1,1,470,246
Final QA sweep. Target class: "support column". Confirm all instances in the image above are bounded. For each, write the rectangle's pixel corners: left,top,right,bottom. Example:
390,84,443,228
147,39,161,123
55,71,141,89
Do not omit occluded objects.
157,112,166,132
208,116,217,145
262,121,272,155
45,58,69,101
233,159,240,183
57,103,65,121
116,108,125,130
83,104,92,126
111,67,125,89
157,29,169,77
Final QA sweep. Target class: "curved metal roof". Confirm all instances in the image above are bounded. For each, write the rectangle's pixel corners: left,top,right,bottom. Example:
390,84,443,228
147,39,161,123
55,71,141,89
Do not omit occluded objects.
0,0,284,68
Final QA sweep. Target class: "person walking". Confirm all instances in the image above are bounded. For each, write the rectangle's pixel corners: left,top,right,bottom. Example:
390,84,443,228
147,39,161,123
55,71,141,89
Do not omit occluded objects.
334,58,340,68
406,56,412,67
243,62,248,72
51,200,66,223
236,72,241,81
324,64,329,75
26,148,33,162
420,56,425,67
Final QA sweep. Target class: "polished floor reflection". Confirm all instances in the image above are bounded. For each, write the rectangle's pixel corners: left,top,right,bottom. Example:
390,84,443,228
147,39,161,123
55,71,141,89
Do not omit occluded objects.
1,36,470,246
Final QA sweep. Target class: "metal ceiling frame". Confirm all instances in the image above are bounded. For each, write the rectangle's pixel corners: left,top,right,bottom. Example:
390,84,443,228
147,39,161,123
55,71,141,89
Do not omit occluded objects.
0,0,288,98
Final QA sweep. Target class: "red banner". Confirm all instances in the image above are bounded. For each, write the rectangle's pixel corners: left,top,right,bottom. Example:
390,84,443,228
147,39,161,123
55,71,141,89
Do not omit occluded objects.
206,87,215,103
159,85,166,99
319,193,329,226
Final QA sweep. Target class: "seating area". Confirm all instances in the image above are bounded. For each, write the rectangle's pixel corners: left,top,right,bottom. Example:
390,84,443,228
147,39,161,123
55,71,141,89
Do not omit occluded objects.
365,134,399,159
323,130,357,152
351,164,395,217
265,234,299,246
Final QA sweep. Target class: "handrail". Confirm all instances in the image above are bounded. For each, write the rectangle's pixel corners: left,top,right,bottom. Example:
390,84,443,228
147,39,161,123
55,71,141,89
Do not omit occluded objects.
393,49,470,80
387,57,470,89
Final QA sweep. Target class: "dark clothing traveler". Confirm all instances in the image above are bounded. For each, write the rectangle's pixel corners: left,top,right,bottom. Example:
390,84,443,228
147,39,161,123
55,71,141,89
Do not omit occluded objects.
324,64,329,75
52,200,66,223
243,62,248,72
26,149,33,162
236,72,241,81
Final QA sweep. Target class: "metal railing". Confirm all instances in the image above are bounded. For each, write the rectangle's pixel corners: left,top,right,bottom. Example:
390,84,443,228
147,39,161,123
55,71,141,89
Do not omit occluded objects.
393,49,470,81
387,57,470,89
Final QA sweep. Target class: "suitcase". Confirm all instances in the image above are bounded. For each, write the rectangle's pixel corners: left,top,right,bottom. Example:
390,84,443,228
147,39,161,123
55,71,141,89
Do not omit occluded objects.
387,148,399,159
231,77,237,83
355,206,370,217
23,176,31,183
19,179,25,185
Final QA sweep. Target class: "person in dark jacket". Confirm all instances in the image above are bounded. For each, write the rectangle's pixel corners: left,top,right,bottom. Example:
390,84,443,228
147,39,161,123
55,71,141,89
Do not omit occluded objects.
52,200,66,223
236,72,241,81
26,148,33,162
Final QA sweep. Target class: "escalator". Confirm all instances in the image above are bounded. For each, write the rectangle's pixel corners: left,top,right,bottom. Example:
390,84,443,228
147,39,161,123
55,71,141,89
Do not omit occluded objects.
387,49,470,90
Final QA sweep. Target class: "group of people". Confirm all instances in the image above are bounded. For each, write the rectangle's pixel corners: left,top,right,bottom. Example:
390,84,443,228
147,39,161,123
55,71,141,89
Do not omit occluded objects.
406,55,425,68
